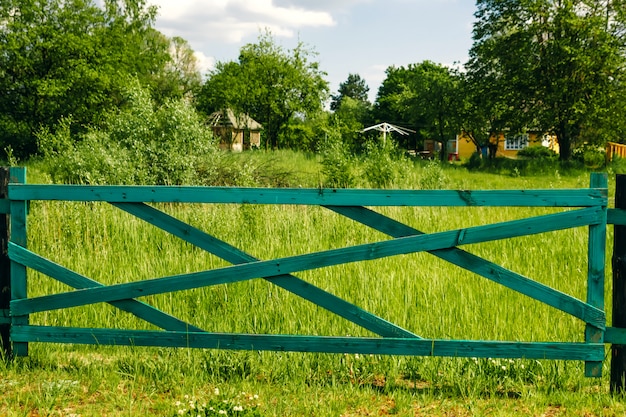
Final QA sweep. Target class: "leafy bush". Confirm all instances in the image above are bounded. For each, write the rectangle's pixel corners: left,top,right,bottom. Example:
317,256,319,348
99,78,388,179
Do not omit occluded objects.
362,139,400,188
417,159,448,189
517,146,558,160
572,144,606,169
466,152,484,170
37,78,218,185
318,129,355,188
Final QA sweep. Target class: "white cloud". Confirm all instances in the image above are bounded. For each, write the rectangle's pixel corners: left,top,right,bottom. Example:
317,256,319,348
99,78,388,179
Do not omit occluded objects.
193,51,215,75
152,0,335,45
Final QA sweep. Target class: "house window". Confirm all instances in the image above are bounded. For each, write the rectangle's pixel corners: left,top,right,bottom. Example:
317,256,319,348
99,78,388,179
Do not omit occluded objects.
505,134,529,151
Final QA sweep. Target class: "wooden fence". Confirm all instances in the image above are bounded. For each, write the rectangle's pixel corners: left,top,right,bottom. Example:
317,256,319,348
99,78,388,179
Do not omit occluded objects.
4,167,626,389
607,141,626,162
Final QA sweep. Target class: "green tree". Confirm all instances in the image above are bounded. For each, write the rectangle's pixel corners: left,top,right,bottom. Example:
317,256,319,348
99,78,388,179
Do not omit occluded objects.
0,0,173,157
198,31,329,149
38,78,216,185
153,36,203,102
468,0,626,160
457,70,511,158
330,73,370,111
374,61,461,158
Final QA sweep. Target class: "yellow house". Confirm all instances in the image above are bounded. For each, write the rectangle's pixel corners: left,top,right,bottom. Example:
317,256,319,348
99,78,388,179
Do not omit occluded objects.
209,109,262,152
449,132,560,160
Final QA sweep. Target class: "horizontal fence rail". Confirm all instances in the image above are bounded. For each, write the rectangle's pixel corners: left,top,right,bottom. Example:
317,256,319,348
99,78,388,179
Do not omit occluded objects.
1,168,620,382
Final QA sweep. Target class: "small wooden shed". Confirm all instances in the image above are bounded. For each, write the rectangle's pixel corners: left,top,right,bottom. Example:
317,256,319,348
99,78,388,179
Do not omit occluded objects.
209,109,262,152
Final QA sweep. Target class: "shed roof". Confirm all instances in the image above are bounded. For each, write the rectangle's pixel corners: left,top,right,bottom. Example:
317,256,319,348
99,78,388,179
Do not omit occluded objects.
209,109,262,130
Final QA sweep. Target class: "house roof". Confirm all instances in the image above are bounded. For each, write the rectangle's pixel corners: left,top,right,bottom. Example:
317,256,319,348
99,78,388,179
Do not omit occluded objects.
209,109,262,130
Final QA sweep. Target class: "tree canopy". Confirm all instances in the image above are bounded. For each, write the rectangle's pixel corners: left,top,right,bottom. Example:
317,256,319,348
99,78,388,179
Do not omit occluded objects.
0,0,196,157
467,0,626,160
330,73,370,111
198,32,329,149
373,61,461,155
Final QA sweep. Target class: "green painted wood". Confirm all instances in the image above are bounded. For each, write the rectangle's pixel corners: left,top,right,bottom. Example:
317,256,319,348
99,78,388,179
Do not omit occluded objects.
608,208,626,226
9,167,27,357
10,325,605,361
606,327,626,345
586,173,608,377
325,206,605,330
10,207,604,315
8,185,607,207
112,202,418,339
8,244,204,332
0,169,10,358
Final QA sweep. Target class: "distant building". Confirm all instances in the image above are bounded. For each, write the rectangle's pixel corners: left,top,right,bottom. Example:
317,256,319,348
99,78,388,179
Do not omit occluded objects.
209,109,262,152
448,131,559,160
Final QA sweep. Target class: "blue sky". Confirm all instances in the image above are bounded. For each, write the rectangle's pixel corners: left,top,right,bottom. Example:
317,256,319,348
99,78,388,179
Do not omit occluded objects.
149,0,478,102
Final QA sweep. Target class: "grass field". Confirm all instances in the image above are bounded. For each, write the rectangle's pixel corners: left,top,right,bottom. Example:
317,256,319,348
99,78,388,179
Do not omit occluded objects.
2,154,625,416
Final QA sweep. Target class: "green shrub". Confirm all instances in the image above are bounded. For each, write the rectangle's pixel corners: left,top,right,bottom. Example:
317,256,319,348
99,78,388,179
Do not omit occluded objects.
572,144,606,169
37,78,218,185
318,129,355,188
466,152,483,170
517,146,558,160
417,159,448,189
362,139,400,188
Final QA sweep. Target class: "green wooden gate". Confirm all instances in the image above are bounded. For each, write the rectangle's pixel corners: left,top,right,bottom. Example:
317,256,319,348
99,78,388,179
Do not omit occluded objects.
1,168,615,377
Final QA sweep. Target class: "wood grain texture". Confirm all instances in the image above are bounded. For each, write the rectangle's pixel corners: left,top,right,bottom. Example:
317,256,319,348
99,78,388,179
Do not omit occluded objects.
112,202,418,338
8,244,204,332
10,325,605,361
585,173,608,377
325,205,605,330
9,167,27,356
8,185,607,207
10,207,603,315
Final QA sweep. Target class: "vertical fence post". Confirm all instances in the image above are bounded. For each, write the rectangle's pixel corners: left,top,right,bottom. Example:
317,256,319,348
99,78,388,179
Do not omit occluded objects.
612,174,626,392
0,167,10,359
9,167,27,357
586,172,608,378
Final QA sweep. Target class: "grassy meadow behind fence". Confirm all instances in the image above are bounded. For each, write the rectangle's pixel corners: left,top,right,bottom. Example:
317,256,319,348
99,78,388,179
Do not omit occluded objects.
2,154,624,416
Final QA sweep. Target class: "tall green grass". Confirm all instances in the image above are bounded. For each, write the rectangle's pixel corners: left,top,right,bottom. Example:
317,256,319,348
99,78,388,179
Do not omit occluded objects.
2,158,622,416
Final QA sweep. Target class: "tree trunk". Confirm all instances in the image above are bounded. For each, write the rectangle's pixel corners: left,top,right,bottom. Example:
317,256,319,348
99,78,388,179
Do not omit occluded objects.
557,129,572,161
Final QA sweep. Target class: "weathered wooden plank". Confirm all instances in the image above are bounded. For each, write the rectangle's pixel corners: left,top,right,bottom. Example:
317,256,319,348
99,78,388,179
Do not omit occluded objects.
585,173,607,377
8,185,607,207
608,208,626,226
0,168,10,358
325,206,605,330
112,202,418,338
8,244,204,332
606,327,626,345
9,167,27,356
11,326,605,362
11,207,604,315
